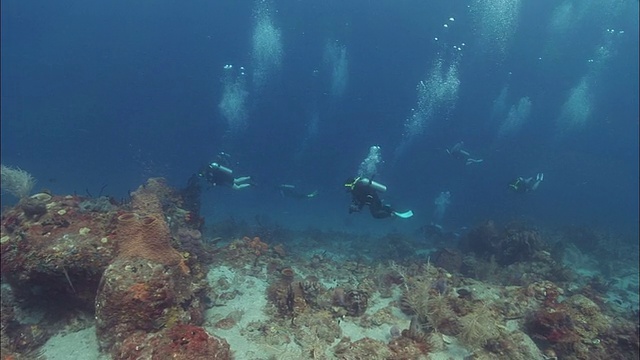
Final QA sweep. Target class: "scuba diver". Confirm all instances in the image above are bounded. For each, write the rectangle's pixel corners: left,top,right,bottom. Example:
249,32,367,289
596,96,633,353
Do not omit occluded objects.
344,177,413,219
198,152,253,190
276,184,318,199
508,173,544,193
446,141,483,165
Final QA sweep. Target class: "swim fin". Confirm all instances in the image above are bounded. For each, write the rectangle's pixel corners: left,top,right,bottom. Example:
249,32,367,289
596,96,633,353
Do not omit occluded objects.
393,210,414,219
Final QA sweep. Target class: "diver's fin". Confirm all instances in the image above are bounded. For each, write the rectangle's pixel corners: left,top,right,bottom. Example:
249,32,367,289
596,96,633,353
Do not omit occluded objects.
394,210,414,219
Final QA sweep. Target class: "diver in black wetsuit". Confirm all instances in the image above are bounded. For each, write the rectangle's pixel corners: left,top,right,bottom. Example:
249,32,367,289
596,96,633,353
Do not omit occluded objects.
198,152,253,190
344,177,413,219
446,141,483,165
508,173,544,193
276,184,318,199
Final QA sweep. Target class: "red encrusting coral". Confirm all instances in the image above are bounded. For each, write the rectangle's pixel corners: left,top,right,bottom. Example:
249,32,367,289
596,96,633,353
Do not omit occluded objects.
116,324,231,360
527,307,579,344
163,324,218,356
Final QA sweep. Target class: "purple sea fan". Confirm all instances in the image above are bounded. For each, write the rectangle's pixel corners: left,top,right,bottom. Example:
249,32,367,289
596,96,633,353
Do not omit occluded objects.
433,278,448,295
177,228,202,242
332,287,346,306
389,325,401,338
176,227,212,262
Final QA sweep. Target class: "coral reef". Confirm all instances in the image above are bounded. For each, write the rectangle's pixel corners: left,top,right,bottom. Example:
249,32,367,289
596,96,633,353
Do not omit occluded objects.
524,292,627,359
460,221,548,266
94,180,206,356
0,165,36,199
1,178,637,360
397,261,460,335
1,193,119,311
334,289,368,317
333,337,393,359
267,280,310,319
78,196,116,213
115,213,186,269
378,232,419,261
117,323,231,360
432,247,463,274
0,178,212,359
94,257,203,354
457,303,499,349
291,311,341,357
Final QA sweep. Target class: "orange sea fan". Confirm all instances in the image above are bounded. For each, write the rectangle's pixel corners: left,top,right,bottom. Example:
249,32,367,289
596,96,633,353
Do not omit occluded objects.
244,236,269,256
117,214,186,272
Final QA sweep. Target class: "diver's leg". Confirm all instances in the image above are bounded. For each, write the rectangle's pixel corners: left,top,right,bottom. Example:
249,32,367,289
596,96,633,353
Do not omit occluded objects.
369,202,392,219
232,183,251,190
235,176,252,183
531,174,543,191
466,158,483,165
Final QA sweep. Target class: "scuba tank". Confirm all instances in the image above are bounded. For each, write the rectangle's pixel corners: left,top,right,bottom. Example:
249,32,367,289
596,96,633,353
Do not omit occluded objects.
357,178,387,192
209,162,233,175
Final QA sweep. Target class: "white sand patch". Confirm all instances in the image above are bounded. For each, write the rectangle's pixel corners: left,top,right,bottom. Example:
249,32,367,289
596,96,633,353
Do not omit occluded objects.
464,281,503,302
575,267,599,277
606,272,640,312
339,290,409,343
205,265,269,327
368,290,398,314
339,321,390,342
319,278,339,289
428,337,472,360
41,326,107,360
204,265,272,358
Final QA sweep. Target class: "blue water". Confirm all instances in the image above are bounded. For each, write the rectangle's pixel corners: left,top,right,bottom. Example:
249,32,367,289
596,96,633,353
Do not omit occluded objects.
2,0,638,238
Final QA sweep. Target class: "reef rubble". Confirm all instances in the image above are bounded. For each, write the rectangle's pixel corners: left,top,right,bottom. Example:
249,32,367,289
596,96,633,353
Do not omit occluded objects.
1,178,638,360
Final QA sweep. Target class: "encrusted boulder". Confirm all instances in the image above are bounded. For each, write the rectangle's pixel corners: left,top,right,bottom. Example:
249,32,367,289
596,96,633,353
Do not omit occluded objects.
1,193,119,310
